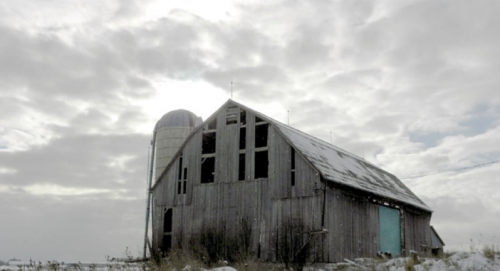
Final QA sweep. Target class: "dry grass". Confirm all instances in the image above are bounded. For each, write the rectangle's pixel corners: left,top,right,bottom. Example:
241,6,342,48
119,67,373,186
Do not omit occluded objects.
482,244,498,261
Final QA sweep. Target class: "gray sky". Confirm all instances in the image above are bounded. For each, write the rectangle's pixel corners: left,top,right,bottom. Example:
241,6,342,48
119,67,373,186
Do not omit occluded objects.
1,0,499,262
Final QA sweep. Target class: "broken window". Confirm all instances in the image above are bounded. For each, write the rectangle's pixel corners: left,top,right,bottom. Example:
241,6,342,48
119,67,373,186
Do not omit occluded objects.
255,150,268,179
291,147,296,186
239,153,246,181
202,132,216,154
255,124,268,148
239,127,246,150
240,109,246,125
201,157,215,183
226,106,238,125
208,118,217,130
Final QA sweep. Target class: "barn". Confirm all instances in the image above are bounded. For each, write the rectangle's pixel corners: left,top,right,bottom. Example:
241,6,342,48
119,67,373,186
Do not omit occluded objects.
149,99,438,263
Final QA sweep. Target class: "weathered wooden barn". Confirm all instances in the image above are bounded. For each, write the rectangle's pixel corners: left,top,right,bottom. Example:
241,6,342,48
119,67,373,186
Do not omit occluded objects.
150,100,436,262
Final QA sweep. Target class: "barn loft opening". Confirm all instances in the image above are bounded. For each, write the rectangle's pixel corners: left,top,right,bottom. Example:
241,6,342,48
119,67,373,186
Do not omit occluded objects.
255,124,268,148
202,132,216,154
239,127,246,150
201,157,215,183
239,153,245,181
255,150,268,179
226,106,238,125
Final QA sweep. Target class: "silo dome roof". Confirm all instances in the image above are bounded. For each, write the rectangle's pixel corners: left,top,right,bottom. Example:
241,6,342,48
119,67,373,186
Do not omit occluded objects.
154,109,202,131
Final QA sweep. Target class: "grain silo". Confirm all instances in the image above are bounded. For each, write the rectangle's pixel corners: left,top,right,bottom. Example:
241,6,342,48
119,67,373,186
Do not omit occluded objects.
152,109,203,181
143,109,202,258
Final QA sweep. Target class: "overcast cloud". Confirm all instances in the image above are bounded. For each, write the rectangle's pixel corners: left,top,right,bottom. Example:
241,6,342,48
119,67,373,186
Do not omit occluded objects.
1,0,499,262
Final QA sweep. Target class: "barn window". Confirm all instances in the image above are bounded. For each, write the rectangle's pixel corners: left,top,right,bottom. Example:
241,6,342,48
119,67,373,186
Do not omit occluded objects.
177,156,183,194
202,132,216,154
208,118,217,130
255,124,268,148
178,167,187,195
291,147,296,186
201,157,215,183
255,151,268,179
239,153,246,181
239,127,246,150
226,106,238,125
240,109,246,125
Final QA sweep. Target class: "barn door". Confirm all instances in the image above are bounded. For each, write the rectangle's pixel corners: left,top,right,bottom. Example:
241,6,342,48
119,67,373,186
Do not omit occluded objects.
162,208,173,252
379,205,401,256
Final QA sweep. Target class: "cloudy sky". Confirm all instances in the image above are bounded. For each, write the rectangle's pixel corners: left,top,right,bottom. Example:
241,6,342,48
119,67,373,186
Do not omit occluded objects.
1,0,499,262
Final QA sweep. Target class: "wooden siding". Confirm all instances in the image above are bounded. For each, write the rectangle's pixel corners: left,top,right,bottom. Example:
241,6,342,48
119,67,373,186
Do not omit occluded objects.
323,187,379,262
151,105,323,260
404,209,432,255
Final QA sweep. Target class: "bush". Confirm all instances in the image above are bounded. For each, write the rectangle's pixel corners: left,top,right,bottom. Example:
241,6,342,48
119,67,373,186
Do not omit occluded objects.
188,218,253,266
274,219,310,271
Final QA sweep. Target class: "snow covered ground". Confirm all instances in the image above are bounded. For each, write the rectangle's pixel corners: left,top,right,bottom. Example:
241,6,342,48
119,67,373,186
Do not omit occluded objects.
304,252,500,271
1,252,499,271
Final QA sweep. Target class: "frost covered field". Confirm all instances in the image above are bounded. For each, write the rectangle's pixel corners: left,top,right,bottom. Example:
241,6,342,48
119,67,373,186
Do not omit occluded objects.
2,252,499,271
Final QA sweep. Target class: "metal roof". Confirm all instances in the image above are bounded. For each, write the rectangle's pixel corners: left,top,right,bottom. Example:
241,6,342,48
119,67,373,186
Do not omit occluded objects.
154,109,202,131
230,100,431,212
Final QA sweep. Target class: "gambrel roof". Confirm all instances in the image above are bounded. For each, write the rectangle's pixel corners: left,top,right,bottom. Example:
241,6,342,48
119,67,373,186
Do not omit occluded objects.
231,100,431,212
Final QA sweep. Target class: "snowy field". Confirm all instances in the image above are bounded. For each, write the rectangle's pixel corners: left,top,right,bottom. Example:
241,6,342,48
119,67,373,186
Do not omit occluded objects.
1,252,499,271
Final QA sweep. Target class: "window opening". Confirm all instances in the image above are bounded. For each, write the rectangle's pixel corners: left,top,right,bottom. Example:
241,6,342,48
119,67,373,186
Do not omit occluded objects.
183,168,187,194
177,156,183,194
178,156,183,180
255,151,268,179
291,147,296,186
240,109,246,125
226,106,238,125
202,132,216,154
239,153,246,181
208,118,217,130
201,157,215,183
255,124,268,148
239,127,246,150
255,115,265,123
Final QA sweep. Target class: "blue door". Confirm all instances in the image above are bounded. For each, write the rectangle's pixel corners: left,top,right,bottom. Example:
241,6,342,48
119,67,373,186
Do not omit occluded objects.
379,205,401,256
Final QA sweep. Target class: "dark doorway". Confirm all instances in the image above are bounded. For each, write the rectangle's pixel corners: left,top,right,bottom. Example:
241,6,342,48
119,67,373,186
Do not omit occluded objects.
162,208,173,252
